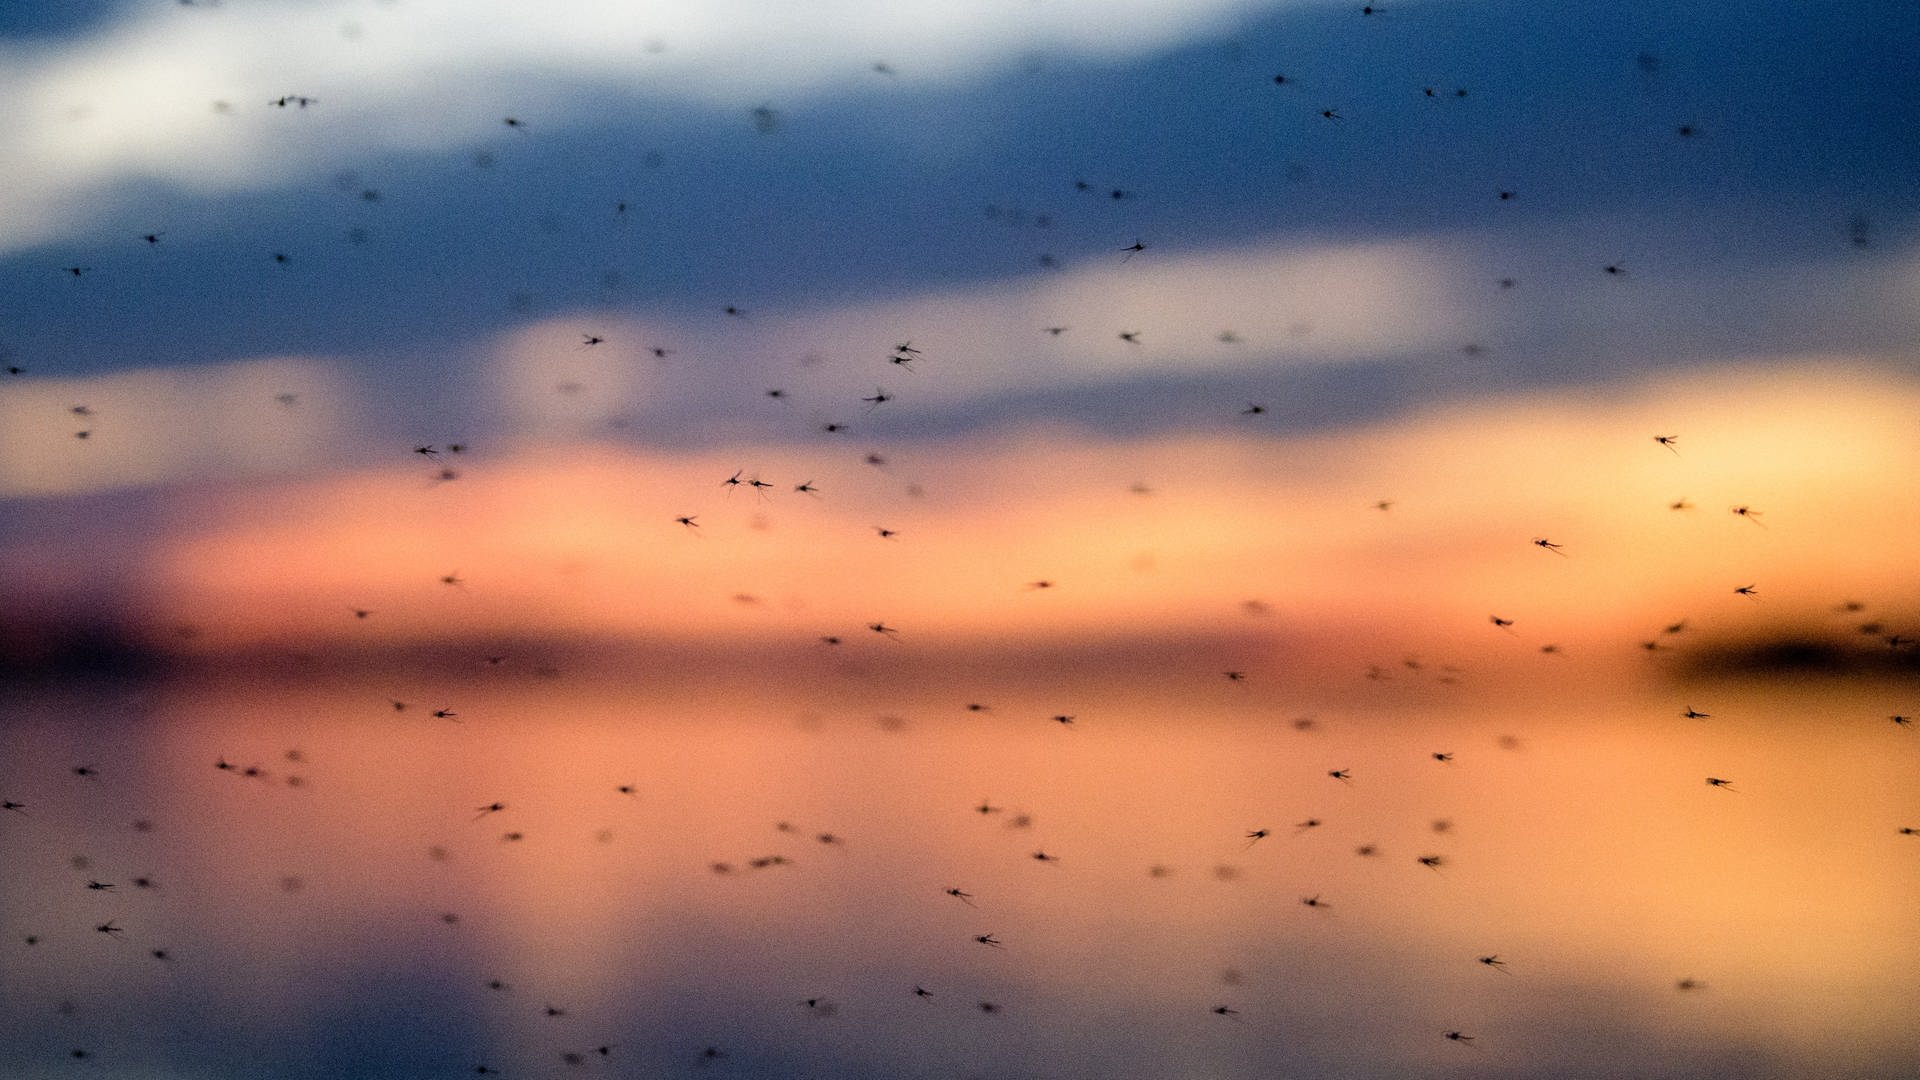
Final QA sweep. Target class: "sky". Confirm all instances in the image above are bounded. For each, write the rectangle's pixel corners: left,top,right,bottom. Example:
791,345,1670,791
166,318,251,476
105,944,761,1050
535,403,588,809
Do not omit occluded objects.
1,2,1918,1079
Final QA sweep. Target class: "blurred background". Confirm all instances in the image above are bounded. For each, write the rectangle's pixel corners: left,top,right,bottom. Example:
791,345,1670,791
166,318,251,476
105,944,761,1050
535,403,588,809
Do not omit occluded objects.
1,1,1917,1077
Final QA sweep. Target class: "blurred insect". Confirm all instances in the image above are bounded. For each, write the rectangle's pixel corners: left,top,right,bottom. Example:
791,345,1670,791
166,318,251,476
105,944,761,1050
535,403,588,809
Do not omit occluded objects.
1532,537,1566,555
974,933,1002,947
1654,435,1679,454
1730,505,1765,526
945,888,976,906
1706,777,1736,790
1478,955,1510,972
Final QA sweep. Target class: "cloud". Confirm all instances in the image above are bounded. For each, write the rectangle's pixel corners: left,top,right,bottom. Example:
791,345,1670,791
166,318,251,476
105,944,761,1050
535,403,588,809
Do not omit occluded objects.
0,356,358,497
570,236,1480,426
0,0,1287,255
